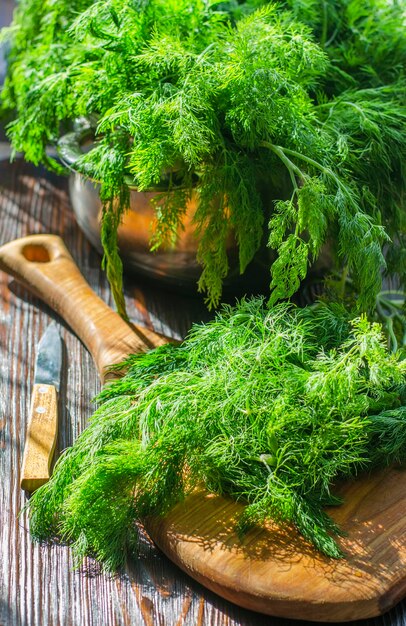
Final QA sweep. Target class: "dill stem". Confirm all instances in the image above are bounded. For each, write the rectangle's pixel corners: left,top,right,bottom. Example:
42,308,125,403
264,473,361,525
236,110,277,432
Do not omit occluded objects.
262,142,359,210
339,265,349,300
260,141,306,183
276,146,336,181
261,141,336,183
321,1,328,48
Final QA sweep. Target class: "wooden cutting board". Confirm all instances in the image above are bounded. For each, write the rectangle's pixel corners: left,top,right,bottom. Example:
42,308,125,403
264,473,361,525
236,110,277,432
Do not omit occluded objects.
0,233,405,622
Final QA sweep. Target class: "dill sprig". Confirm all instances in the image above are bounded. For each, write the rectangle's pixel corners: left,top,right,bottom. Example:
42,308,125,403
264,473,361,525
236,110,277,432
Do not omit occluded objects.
2,0,405,311
26,299,406,569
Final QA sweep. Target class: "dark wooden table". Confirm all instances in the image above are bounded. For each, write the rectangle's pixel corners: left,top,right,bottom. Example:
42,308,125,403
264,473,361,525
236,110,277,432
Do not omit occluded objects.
1,158,405,626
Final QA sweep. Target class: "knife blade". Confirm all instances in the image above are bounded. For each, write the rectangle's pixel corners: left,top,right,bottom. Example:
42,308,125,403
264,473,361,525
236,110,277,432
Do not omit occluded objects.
21,322,62,493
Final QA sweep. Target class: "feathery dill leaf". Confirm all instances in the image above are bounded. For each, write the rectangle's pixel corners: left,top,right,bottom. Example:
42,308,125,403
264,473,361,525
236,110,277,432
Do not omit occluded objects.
26,299,406,569
2,0,405,311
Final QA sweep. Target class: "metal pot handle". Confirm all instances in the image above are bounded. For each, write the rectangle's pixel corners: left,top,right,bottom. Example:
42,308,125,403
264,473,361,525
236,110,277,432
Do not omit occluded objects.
57,126,94,174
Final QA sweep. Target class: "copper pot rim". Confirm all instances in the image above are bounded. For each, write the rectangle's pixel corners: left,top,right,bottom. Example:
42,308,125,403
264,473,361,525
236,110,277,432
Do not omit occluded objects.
57,127,195,194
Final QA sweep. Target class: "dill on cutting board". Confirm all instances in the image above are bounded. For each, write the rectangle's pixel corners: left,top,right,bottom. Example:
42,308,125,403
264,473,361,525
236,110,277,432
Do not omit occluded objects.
27,300,406,570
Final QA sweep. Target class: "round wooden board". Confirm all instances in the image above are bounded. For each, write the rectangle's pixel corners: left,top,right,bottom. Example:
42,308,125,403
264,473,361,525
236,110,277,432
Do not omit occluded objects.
147,466,406,622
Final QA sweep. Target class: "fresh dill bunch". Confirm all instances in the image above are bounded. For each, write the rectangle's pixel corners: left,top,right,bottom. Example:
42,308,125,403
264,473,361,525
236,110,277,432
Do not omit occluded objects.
26,298,406,569
283,0,406,292
315,84,406,290
2,0,404,312
283,0,406,90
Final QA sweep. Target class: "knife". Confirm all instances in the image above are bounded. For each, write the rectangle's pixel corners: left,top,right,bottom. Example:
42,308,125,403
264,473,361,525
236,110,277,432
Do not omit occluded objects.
21,322,63,493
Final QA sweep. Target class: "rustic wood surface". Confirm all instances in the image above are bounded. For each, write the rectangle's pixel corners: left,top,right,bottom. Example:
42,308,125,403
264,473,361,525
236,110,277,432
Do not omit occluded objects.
1,159,406,626
1,232,406,622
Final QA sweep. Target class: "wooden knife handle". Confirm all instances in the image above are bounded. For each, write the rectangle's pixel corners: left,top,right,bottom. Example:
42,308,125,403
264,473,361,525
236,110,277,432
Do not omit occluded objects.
21,383,58,493
0,234,167,380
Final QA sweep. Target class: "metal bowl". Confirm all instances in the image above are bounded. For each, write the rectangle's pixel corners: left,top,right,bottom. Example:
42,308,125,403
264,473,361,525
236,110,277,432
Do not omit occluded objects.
59,129,240,288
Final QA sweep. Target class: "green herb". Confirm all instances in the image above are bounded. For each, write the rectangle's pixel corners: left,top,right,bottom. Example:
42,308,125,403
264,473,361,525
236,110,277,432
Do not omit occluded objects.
2,1,405,311
26,299,406,570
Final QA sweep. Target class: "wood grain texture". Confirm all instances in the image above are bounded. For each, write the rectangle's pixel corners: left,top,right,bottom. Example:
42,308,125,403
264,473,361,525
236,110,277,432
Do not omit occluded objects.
2,232,406,619
0,159,406,626
21,383,58,492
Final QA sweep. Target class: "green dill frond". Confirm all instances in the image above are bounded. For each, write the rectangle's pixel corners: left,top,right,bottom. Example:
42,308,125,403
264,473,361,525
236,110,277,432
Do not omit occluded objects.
3,0,404,311
368,407,406,467
26,299,406,568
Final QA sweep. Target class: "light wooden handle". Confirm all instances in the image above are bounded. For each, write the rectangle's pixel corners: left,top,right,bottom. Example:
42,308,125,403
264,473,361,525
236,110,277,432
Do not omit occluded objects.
0,234,167,380
21,384,58,492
